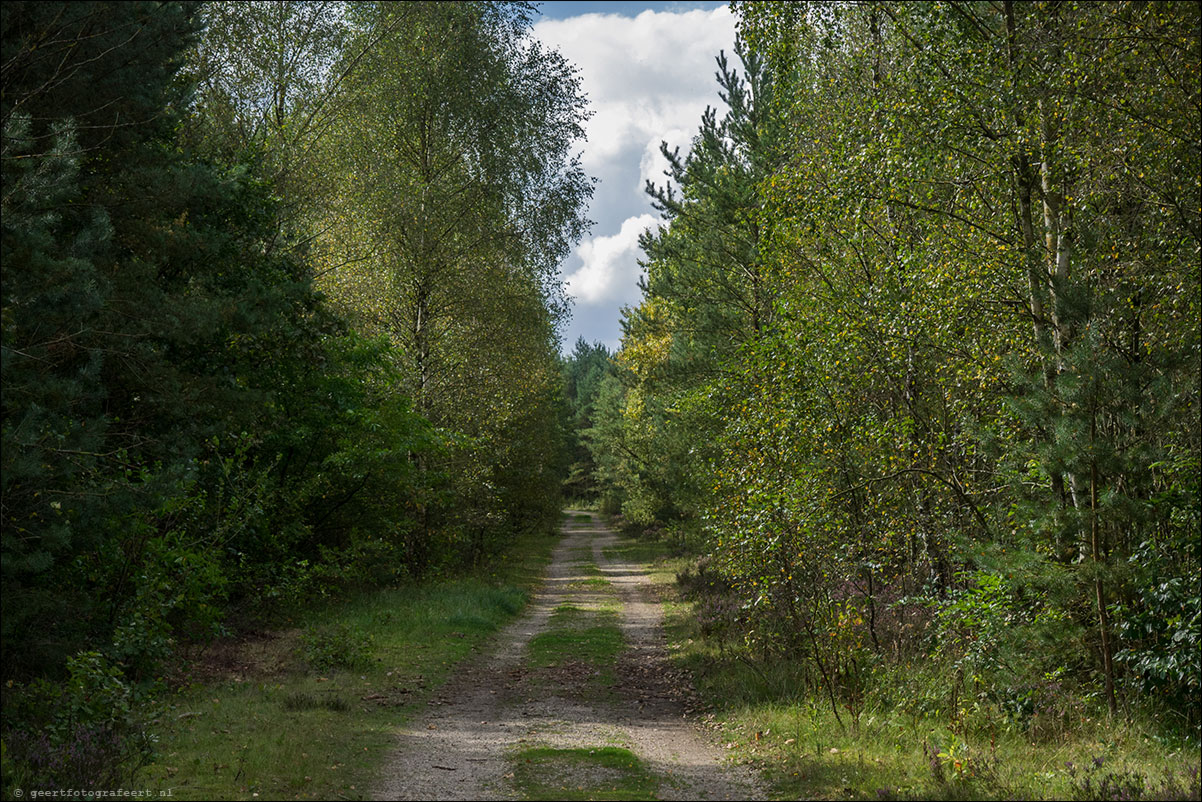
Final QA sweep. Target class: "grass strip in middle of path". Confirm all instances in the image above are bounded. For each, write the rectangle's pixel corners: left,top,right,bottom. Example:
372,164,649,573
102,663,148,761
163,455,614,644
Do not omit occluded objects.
511,746,659,801
528,605,624,667
526,564,624,695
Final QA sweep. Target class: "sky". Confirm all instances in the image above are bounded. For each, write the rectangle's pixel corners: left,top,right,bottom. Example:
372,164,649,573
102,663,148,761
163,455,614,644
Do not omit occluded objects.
532,1,737,353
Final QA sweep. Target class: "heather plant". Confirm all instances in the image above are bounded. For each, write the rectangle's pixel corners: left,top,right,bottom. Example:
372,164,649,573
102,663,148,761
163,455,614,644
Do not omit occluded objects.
1,653,154,792
1065,757,1202,802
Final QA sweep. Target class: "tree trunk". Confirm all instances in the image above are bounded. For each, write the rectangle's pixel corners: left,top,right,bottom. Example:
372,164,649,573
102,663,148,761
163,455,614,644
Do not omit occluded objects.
1091,407,1119,716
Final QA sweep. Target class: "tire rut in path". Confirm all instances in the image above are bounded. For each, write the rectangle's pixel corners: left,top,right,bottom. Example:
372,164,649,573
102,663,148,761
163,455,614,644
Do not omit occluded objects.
371,512,762,801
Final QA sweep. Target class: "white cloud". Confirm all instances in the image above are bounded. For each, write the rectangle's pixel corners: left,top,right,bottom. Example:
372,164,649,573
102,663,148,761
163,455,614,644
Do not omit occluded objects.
565,213,659,306
639,127,693,199
536,8,735,182
534,7,736,349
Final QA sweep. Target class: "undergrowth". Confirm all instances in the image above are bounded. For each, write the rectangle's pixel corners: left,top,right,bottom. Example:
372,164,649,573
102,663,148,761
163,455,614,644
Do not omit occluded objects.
611,528,1202,802
112,524,557,800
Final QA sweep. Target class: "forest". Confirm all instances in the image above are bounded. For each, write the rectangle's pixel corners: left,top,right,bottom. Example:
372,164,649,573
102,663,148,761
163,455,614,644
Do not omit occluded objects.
2,0,1199,797
571,0,1198,733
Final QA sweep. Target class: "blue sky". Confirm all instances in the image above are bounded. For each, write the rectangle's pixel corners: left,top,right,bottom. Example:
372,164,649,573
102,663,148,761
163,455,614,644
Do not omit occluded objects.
531,2,737,353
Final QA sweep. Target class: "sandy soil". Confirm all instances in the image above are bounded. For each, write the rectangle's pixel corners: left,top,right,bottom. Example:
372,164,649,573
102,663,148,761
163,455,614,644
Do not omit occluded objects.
370,512,762,801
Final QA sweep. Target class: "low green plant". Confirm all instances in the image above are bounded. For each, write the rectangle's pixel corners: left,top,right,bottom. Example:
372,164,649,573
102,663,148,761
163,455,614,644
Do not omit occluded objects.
1064,757,1201,801
298,622,374,671
923,732,1000,788
280,691,349,713
138,524,556,800
643,535,1202,801
530,599,623,662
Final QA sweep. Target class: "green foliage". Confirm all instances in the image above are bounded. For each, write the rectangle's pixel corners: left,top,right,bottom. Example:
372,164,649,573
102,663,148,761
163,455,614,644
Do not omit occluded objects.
1,0,305,678
297,1,590,561
1,652,155,792
590,41,781,530
3,5,588,792
584,0,1201,739
1113,529,1201,718
3,0,587,666
561,338,614,502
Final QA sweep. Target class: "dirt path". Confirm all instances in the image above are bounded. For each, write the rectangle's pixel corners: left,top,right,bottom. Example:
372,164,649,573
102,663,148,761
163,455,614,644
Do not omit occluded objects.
371,512,762,801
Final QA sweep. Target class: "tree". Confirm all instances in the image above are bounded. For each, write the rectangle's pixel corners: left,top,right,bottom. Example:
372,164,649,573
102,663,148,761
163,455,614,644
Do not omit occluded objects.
561,338,613,503
587,0,1200,726
311,1,593,556
2,1,329,675
725,0,1200,722
602,41,782,532
1,0,432,680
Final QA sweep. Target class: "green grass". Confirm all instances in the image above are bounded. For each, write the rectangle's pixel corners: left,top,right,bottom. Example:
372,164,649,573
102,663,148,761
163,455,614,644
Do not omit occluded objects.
680,696,1201,801
141,527,557,801
599,531,1201,801
510,746,659,800
567,546,596,564
529,607,624,668
569,561,609,589
601,539,683,573
525,562,624,695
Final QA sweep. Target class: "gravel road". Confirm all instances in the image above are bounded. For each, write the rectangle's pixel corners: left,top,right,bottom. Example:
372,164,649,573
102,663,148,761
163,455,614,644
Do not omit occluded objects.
371,511,762,800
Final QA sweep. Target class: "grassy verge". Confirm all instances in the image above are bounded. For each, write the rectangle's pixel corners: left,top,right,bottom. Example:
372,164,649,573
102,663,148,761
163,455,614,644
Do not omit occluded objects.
140,525,558,801
611,531,1202,801
601,540,673,569
510,746,658,801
